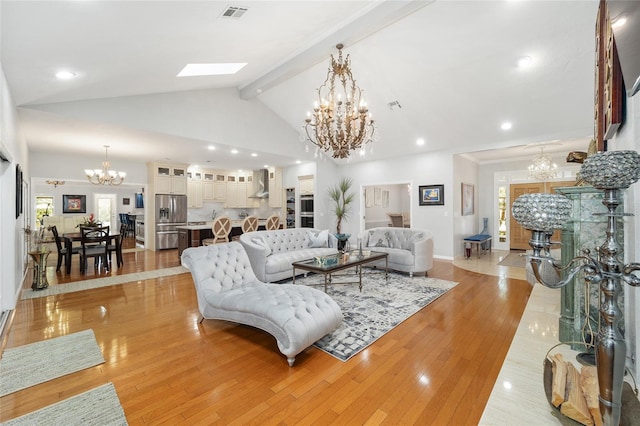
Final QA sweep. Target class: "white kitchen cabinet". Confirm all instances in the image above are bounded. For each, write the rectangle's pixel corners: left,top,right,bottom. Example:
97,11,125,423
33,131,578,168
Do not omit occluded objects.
149,162,188,195
268,167,283,208
299,176,314,195
202,171,215,201
213,171,227,202
225,173,238,208
187,169,203,208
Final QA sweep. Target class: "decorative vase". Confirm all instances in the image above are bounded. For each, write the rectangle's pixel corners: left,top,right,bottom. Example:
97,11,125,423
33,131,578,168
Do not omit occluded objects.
480,217,489,249
335,233,350,252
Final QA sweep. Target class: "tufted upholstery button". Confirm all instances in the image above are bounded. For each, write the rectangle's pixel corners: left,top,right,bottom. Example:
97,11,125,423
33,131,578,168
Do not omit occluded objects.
181,242,343,366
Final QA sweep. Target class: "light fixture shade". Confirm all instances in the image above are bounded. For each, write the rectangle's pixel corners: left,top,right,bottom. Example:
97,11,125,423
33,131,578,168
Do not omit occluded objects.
580,150,640,189
303,44,376,159
511,193,572,232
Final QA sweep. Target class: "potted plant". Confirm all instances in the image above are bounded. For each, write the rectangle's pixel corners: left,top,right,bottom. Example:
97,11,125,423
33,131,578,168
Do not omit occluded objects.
328,178,355,251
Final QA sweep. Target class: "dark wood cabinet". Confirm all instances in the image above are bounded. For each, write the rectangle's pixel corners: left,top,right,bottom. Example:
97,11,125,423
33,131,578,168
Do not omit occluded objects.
177,227,214,258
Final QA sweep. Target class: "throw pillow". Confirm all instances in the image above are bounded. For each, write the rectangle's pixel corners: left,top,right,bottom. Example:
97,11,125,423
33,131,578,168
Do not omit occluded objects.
368,230,390,248
252,237,272,256
308,229,329,248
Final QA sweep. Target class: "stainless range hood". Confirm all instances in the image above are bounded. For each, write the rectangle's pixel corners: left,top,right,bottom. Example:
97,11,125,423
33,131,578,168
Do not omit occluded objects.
248,169,269,198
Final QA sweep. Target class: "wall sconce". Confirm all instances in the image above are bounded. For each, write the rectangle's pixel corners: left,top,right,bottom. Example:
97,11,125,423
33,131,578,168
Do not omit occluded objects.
46,180,65,188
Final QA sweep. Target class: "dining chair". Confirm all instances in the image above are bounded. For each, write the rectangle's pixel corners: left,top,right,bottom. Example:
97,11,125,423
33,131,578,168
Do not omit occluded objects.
387,213,404,228
202,216,232,245
107,223,127,268
266,215,280,230
50,225,80,272
80,225,110,273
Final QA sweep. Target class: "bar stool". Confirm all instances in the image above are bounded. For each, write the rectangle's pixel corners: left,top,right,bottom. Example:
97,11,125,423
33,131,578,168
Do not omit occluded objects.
266,215,280,230
231,216,258,241
242,216,258,233
202,216,232,245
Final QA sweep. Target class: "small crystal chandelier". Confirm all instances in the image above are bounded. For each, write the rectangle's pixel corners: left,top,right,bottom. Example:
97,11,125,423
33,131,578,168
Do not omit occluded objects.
85,145,126,185
528,147,558,180
303,44,376,159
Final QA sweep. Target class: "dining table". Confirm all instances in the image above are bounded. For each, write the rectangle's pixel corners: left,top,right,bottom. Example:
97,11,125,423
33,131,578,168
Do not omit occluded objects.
62,230,123,274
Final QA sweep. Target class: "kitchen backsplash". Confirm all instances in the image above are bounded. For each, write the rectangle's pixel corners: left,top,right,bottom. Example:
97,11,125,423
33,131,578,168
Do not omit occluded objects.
187,201,282,222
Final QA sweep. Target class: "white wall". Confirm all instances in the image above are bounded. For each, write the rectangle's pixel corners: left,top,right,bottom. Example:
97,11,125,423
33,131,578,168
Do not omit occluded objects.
30,151,147,185
363,183,409,229
0,58,29,314
335,151,455,259
30,179,145,223
453,155,479,257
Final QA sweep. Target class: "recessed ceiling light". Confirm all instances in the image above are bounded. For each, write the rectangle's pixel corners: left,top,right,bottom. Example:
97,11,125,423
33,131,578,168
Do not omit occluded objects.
416,138,425,146
207,145,216,151
612,16,627,29
263,164,269,168
251,153,257,157
517,56,532,68
177,63,247,77
231,149,238,154
501,122,513,131
295,160,301,164
55,71,76,80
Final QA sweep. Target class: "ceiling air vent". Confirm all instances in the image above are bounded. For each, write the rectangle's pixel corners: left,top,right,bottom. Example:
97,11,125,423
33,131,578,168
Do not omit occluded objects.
388,100,402,110
221,6,248,19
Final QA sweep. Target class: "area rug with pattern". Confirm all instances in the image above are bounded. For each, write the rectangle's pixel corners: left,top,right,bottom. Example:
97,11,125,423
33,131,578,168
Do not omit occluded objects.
288,271,458,362
1,383,127,425
21,266,189,300
0,329,104,397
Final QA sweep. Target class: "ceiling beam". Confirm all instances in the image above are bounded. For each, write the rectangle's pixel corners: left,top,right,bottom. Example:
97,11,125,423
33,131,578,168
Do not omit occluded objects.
238,0,433,100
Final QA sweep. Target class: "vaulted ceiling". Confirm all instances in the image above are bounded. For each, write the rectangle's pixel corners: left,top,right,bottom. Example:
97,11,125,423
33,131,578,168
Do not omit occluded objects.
2,1,599,169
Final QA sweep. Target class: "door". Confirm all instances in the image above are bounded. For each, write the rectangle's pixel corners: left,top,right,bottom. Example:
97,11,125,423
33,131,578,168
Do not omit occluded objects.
509,181,574,250
94,194,117,230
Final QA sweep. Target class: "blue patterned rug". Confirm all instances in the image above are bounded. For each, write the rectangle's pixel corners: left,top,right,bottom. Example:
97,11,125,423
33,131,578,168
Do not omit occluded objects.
288,272,458,362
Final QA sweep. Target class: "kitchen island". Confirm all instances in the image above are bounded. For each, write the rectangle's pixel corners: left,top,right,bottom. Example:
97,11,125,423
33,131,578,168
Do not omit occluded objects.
177,219,271,257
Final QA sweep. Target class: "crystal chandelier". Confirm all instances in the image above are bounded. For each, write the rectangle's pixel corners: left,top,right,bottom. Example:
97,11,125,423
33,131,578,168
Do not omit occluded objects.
85,145,126,185
528,147,558,180
303,44,376,159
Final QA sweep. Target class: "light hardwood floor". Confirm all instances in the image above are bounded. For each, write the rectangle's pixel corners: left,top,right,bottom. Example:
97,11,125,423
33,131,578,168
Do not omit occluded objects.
1,242,531,425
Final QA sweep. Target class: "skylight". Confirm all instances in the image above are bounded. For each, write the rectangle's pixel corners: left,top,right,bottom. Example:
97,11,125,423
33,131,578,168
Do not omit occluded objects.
177,63,247,77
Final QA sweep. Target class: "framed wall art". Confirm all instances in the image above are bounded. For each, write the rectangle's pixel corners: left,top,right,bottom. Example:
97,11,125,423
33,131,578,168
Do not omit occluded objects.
15,163,22,218
63,194,87,214
123,197,130,206
461,183,474,216
419,184,444,206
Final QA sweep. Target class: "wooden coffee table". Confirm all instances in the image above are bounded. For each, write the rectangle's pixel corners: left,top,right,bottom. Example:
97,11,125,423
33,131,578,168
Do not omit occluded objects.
292,250,388,292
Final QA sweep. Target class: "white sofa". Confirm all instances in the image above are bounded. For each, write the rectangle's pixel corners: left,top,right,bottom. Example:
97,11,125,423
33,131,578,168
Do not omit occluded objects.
181,242,342,366
42,215,90,235
360,227,433,276
239,228,338,283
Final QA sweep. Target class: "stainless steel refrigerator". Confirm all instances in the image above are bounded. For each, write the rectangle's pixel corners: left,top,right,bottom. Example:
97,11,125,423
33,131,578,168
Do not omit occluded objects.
155,194,187,249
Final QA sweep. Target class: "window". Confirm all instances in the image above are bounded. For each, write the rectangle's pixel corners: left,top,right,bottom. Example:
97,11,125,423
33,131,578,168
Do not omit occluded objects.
35,196,54,229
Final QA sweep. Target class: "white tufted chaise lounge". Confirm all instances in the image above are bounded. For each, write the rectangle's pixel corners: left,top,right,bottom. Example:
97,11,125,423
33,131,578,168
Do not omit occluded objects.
181,242,343,366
